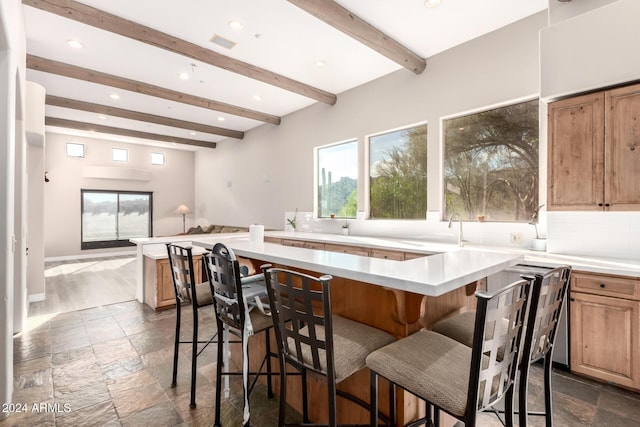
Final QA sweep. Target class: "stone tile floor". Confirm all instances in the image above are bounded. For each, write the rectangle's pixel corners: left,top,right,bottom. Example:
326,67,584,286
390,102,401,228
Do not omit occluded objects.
3,300,640,426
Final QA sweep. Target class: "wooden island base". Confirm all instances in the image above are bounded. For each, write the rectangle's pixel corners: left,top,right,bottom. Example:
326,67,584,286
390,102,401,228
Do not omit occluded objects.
231,259,485,426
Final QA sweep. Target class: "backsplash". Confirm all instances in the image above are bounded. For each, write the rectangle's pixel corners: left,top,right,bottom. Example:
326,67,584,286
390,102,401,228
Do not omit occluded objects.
284,210,640,261
547,211,640,260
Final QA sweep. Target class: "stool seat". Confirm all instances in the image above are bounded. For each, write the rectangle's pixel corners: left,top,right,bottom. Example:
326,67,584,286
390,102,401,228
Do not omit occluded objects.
291,314,395,383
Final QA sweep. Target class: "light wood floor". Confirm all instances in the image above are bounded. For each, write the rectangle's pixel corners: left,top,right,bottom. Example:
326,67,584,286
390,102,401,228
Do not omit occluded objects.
28,255,136,317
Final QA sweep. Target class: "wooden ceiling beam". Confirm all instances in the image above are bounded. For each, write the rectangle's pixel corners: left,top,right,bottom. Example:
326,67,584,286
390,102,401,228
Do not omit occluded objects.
23,0,337,105
287,0,426,74
46,95,244,140
28,55,280,125
45,117,217,149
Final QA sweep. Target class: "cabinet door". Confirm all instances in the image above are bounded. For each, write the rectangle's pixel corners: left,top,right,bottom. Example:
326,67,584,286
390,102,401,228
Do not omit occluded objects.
605,83,640,210
158,259,177,308
548,92,605,210
570,292,639,390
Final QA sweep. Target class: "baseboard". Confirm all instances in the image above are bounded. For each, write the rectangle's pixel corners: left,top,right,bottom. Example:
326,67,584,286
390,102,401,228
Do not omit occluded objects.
28,293,46,302
45,250,136,262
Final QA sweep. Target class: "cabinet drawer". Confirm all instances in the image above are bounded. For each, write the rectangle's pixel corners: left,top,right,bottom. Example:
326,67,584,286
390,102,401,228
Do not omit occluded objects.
324,243,370,256
370,248,404,260
303,241,325,250
281,239,306,248
571,272,640,300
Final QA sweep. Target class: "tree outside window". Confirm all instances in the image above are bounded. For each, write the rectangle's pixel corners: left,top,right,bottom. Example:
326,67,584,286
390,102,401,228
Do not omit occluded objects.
369,124,427,219
316,140,357,218
443,99,539,222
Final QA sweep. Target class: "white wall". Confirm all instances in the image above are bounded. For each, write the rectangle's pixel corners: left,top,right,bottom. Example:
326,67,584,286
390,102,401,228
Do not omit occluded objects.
541,0,640,100
541,0,640,259
195,12,548,247
0,0,25,411
44,133,196,258
548,0,617,25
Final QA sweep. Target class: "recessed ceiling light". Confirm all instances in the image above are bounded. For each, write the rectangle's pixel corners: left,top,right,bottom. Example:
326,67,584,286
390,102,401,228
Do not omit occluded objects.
314,60,326,68
178,72,190,80
66,39,84,49
424,0,441,7
109,93,120,100
228,20,244,30
253,95,261,101
98,115,107,120
189,131,197,136
218,117,225,122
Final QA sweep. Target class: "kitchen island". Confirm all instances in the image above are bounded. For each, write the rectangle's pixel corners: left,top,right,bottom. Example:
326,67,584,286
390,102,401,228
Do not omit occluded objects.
132,232,522,425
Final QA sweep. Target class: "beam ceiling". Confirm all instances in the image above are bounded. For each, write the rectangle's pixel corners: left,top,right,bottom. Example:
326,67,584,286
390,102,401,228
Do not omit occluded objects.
28,55,281,125
23,0,337,105
46,95,244,140
45,117,217,149
288,0,426,74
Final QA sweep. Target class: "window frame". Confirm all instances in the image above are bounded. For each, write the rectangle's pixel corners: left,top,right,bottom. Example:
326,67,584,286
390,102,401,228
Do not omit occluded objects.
66,142,85,158
441,96,539,222
314,138,359,219
80,189,153,250
112,147,128,162
151,152,165,166
364,121,428,220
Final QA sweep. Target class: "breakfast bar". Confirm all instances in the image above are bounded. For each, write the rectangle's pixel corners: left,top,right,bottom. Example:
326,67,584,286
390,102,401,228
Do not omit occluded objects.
132,232,522,424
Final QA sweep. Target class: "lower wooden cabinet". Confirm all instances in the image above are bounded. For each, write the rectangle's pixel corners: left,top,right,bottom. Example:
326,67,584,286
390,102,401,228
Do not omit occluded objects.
144,255,204,310
570,272,640,390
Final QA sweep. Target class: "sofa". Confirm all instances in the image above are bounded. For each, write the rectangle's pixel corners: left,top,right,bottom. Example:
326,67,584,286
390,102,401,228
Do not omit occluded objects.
179,224,250,235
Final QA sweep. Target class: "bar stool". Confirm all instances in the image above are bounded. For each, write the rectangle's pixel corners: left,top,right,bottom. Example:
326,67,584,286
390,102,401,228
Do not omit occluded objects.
261,264,396,427
166,243,217,408
366,276,538,427
432,265,571,426
203,243,275,427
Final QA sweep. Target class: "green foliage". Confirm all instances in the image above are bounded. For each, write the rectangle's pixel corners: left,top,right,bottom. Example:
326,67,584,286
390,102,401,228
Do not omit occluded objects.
444,100,539,221
369,125,427,219
318,175,357,218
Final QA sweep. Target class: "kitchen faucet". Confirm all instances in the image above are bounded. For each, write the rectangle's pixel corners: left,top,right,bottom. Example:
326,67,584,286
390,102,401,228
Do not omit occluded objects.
448,213,466,247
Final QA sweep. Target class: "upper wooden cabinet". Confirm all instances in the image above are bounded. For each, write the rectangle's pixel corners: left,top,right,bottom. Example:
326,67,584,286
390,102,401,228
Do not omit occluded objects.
548,83,640,211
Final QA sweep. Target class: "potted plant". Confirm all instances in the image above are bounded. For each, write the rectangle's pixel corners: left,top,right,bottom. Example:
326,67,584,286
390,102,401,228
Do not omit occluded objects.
342,220,349,236
287,208,298,232
529,204,546,251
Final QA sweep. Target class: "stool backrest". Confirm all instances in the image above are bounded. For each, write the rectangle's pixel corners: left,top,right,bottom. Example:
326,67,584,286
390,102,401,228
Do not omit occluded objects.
203,242,245,331
262,266,334,378
468,275,539,416
524,265,572,364
166,243,198,305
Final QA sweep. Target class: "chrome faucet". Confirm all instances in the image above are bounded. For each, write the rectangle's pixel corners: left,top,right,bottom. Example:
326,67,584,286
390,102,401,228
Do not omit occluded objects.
448,213,466,247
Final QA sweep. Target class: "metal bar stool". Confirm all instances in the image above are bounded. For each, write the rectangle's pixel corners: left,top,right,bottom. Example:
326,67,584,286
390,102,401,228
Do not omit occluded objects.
166,243,218,408
262,264,396,427
204,243,276,427
366,276,539,427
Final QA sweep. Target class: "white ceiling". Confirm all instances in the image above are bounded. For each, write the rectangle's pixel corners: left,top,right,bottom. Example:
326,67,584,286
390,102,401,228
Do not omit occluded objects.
23,0,548,151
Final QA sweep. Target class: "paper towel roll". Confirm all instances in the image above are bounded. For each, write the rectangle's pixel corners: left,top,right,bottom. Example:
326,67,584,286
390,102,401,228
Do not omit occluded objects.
249,224,264,243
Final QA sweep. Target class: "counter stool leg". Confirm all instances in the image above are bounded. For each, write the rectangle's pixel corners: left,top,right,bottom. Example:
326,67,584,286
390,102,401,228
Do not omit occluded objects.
369,370,378,426
172,306,181,387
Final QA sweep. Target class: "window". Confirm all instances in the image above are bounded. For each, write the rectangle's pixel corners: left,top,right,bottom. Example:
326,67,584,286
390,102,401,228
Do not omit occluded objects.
368,124,427,219
66,142,85,158
443,99,539,222
112,148,128,162
151,152,165,166
316,139,357,218
81,190,152,249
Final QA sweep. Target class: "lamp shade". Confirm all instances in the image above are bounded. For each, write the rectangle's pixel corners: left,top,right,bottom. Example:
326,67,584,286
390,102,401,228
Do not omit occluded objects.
175,204,191,215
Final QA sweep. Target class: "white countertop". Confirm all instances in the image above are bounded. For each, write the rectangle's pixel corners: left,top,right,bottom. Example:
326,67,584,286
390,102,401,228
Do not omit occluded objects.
131,231,640,297
262,231,640,278
187,233,522,297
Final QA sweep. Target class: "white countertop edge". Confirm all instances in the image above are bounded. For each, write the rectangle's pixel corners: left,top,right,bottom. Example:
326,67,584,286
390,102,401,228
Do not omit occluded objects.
131,231,640,279
190,237,522,297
